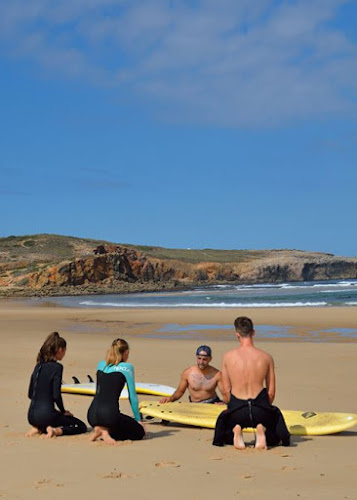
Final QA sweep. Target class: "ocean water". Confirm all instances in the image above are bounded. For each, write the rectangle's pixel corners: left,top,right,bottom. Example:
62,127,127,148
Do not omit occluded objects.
148,324,357,341
40,279,357,309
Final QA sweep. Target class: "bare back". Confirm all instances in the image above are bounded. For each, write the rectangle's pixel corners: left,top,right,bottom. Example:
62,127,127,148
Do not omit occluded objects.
222,345,275,403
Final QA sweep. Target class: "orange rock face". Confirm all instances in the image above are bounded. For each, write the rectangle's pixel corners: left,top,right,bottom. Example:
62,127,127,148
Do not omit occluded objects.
23,245,357,291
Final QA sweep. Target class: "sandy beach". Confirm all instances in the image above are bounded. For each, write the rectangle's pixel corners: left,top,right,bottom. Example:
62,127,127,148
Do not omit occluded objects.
0,301,356,499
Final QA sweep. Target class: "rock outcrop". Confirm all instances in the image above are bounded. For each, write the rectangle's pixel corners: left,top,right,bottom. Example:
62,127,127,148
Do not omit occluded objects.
1,235,356,297
23,245,357,292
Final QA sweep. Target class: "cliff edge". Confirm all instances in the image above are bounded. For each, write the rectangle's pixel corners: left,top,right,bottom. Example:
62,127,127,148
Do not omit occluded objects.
0,235,356,297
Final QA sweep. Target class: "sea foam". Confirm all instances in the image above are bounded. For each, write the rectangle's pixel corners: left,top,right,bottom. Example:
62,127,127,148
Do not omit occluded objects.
79,300,328,308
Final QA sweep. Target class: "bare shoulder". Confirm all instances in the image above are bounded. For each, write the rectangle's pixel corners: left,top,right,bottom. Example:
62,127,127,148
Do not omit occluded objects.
182,366,195,378
209,365,221,377
256,347,274,363
222,348,238,360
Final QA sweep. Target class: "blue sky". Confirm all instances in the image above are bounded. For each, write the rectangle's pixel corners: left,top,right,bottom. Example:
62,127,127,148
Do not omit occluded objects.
0,0,356,256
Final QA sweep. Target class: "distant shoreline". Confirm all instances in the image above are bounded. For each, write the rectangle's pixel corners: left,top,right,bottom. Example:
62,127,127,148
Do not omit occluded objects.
0,281,192,299
2,276,357,300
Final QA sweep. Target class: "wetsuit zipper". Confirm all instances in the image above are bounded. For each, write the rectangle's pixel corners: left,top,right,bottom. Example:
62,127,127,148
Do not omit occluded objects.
248,400,254,427
31,364,43,403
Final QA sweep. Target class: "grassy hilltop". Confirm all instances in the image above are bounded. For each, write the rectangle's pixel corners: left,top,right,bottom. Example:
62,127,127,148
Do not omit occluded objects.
0,233,331,267
1,234,354,297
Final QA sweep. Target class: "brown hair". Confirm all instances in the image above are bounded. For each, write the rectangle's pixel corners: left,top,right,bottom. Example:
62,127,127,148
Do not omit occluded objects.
37,332,67,363
105,338,129,366
234,316,254,337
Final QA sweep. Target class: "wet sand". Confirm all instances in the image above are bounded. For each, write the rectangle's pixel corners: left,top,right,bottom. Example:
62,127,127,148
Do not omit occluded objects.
0,301,356,499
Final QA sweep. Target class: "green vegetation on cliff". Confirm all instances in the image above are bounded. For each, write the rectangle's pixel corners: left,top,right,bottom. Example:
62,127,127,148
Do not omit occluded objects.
0,233,332,267
1,234,355,297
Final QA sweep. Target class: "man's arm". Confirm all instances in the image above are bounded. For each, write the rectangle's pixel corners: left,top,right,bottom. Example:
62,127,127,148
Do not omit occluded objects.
221,354,232,400
160,370,189,403
265,355,276,404
217,371,229,403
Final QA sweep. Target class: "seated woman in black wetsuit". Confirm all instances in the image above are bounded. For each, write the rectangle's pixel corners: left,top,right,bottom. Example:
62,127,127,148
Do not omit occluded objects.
26,332,87,438
87,338,145,445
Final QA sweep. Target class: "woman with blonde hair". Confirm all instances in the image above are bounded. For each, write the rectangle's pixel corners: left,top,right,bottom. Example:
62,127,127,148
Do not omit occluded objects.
87,338,145,445
27,332,87,438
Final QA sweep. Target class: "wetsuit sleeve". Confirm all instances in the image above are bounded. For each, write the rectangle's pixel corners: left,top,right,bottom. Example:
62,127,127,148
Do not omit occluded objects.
97,360,106,371
120,363,141,421
53,363,66,413
28,372,34,399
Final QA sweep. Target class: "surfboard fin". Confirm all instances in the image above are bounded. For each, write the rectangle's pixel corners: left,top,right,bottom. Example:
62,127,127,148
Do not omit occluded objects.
72,376,81,384
87,375,94,383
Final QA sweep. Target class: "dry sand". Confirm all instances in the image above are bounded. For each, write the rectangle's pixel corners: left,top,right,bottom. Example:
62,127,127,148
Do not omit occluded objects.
0,301,356,499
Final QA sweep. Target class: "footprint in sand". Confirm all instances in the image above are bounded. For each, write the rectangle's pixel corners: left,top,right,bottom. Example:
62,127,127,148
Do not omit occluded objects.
240,474,254,480
34,479,52,489
102,471,130,479
155,461,181,468
94,439,132,447
115,440,132,447
5,440,19,446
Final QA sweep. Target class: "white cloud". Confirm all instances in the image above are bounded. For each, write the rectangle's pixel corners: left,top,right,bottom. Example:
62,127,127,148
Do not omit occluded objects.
0,0,356,127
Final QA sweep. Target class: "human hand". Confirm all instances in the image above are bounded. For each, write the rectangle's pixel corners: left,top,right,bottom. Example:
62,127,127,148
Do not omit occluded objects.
139,421,148,438
159,397,172,404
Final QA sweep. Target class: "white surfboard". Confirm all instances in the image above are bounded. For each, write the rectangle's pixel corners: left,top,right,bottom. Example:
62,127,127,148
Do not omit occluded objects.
61,382,175,400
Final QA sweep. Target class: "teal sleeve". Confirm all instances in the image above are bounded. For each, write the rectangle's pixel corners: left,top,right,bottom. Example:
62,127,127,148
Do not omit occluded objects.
97,360,106,371
117,363,141,421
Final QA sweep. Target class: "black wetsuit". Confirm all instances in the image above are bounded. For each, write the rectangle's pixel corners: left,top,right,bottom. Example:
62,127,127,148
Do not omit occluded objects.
189,394,222,404
87,370,145,441
28,361,87,435
213,388,290,447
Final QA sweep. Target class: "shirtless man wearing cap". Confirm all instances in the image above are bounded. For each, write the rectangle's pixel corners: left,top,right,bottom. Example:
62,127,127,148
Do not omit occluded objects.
160,345,228,404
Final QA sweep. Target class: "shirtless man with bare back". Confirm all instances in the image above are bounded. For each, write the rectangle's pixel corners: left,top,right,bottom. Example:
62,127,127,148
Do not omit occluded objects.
160,345,228,404
213,317,290,449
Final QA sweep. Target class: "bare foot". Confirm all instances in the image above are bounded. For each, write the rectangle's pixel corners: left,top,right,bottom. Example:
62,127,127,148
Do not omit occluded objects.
25,426,40,437
45,426,63,439
90,426,103,442
233,425,245,450
101,430,116,446
255,424,267,450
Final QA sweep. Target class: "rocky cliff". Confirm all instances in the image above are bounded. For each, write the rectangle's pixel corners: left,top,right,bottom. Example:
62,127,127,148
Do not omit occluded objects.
0,236,356,297
25,245,357,292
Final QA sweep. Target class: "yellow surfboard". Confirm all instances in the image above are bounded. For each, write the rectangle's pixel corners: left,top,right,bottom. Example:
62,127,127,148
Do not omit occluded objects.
61,382,175,399
139,401,357,436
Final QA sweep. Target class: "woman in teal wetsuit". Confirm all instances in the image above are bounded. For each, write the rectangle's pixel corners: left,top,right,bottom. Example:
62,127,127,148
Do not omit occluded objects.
87,338,145,445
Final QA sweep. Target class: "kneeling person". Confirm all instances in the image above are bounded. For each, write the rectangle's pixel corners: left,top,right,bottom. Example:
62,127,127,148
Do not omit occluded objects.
88,338,145,445
213,317,290,449
160,345,227,404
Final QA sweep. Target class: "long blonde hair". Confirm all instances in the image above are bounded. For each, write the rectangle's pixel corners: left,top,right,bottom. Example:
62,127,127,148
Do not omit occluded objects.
105,338,129,366
37,332,66,363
